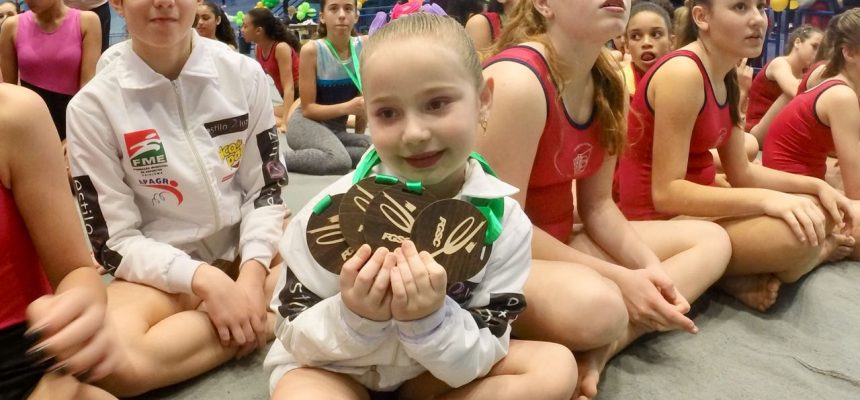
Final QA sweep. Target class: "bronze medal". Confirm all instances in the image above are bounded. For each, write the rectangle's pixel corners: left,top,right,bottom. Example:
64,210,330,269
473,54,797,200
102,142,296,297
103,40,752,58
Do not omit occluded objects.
363,185,437,251
306,194,355,274
338,177,399,249
411,199,492,284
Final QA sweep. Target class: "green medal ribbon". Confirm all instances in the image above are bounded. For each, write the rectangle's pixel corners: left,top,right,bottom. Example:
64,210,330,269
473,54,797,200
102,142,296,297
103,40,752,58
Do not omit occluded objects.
323,37,362,93
344,149,505,244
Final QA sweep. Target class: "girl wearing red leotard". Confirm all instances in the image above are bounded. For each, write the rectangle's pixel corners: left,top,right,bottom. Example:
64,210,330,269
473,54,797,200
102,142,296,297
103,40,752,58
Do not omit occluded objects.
0,83,117,399
763,9,860,261
617,0,855,316
746,25,822,141
466,0,515,52
480,1,732,397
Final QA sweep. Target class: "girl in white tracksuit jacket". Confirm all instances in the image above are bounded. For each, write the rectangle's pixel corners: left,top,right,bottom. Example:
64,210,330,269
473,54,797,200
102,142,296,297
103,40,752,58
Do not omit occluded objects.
64,0,287,395
264,13,577,400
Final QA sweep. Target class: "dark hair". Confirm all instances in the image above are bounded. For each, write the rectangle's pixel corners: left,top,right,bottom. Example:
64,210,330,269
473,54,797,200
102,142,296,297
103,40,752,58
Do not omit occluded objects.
632,0,675,22
318,0,358,38
445,0,485,25
677,0,741,127
628,1,673,36
201,1,237,48
0,0,19,12
784,24,822,55
247,8,302,53
487,0,504,14
822,9,860,78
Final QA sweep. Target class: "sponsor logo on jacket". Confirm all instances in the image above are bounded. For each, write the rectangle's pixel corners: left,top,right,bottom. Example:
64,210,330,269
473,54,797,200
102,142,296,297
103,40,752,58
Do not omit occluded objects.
124,129,168,176
205,114,249,138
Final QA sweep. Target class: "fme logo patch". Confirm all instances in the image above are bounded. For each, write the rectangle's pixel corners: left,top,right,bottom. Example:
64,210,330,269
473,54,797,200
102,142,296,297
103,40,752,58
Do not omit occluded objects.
124,129,167,170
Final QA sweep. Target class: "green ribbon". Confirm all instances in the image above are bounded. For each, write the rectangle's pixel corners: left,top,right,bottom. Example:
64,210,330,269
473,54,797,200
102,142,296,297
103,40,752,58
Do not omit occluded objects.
312,195,332,215
323,37,362,93
348,149,505,244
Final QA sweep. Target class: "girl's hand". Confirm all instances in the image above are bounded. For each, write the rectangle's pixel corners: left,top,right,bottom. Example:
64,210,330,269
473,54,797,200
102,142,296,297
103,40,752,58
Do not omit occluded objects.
615,267,697,334
235,260,269,357
345,96,365,116
26,288,119,382
390,240,447,322
193,265,256,348
340,245,395,322
762,192,827,246
817,184,857,235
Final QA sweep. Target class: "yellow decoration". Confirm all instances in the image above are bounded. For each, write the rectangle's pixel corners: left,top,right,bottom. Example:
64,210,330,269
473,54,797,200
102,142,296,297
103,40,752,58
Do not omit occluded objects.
789,0,799,9
771,0,788,12
255,1,264,8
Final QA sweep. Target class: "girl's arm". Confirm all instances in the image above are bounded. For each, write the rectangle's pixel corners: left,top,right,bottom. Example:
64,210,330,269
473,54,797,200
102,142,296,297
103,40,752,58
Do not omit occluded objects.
476,60,546,206
0,16,18,83
766,57,801,97
298,41,362,121
465,14,492,51
78,11,101,87
274,42,294,126
1,84,116,380
819,84,860,199
652,58,850,244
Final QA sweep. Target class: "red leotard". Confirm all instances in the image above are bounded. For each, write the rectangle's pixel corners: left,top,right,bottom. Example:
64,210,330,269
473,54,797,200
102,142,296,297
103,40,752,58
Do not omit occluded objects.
256,42,299,95
763,80,846,179
481,12,502,43
483,46,606,242
745,60,784,132
0,185,52,330
617,50,733,220
797,60,826,95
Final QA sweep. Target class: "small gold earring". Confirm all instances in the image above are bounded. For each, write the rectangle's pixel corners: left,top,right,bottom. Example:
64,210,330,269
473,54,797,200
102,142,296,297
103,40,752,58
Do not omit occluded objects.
480,119,488,135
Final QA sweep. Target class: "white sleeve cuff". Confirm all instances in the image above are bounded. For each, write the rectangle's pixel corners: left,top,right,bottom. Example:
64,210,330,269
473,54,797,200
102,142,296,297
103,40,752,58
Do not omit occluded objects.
395,301,448,341
166,256,206,294
338,296,393,342
241,240,274,272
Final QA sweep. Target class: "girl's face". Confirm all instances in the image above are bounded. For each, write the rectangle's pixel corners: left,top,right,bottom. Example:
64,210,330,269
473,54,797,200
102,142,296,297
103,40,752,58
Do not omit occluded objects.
548,0,630,45
363,40,491,197
24,0,58,14
320,0,358,35
111,0,197,52
627,11,672,72
195,5,219,39
0,3,17,26
240,16,258,42
696,0,767,59
795,31,823,67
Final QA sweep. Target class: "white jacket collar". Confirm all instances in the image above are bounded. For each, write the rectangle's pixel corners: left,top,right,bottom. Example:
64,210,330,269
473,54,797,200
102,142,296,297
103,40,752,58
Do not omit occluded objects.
118,30,219,89
374,158,519,200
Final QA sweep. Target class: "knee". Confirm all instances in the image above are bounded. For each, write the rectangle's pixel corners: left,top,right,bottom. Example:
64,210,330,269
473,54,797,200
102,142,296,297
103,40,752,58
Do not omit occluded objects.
566,277,628,349
696,222,733,275
525,342,578,400
97,367,154,397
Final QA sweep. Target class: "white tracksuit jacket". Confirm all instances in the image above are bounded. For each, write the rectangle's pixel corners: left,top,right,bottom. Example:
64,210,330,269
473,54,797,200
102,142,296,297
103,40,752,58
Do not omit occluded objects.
264,159,532,392
67,32,289,294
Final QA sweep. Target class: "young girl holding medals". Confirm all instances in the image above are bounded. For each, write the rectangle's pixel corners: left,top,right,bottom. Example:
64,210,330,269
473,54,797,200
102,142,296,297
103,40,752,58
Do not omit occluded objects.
265,13,578,400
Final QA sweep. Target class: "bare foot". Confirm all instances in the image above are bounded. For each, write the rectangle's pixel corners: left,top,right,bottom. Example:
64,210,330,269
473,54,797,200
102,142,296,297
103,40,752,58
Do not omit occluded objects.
573,344,615,400
717,274,781,312
825,233,855,263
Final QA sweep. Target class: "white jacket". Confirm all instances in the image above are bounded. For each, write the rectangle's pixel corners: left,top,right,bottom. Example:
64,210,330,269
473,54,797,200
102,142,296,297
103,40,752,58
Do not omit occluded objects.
264,158,532,392
67,31,289,294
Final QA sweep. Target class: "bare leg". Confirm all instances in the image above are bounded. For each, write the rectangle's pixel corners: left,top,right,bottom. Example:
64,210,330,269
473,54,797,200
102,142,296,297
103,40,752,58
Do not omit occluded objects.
29,373,116,400
512,260,628,352
398,340,577,400
96,265,281,397
570,220,730,399
272,368,369,400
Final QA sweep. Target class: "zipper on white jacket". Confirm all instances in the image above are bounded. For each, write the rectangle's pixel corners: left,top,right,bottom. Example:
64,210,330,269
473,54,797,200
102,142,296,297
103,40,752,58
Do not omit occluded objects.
172,81,222,228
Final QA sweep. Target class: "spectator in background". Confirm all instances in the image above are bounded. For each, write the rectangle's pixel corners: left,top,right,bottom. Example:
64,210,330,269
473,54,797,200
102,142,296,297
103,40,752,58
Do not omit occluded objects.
0,0,101,142
64,0,110,52
197,0,237,49
0,0,18,27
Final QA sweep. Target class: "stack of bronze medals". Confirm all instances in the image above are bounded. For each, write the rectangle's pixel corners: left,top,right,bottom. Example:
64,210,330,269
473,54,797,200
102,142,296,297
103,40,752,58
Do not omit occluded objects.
306,150,504,287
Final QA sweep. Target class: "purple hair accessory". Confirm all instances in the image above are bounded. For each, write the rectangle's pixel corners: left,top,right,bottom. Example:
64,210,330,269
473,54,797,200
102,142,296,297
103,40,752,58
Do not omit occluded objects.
368,11,388,35
422,3,446,16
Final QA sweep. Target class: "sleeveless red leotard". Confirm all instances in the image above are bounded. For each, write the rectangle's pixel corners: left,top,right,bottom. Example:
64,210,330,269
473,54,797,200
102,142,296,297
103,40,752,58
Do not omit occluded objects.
763,80,846,179
0,185,52,330
617,50,733,220
745,60,784,132
483,46,607,242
